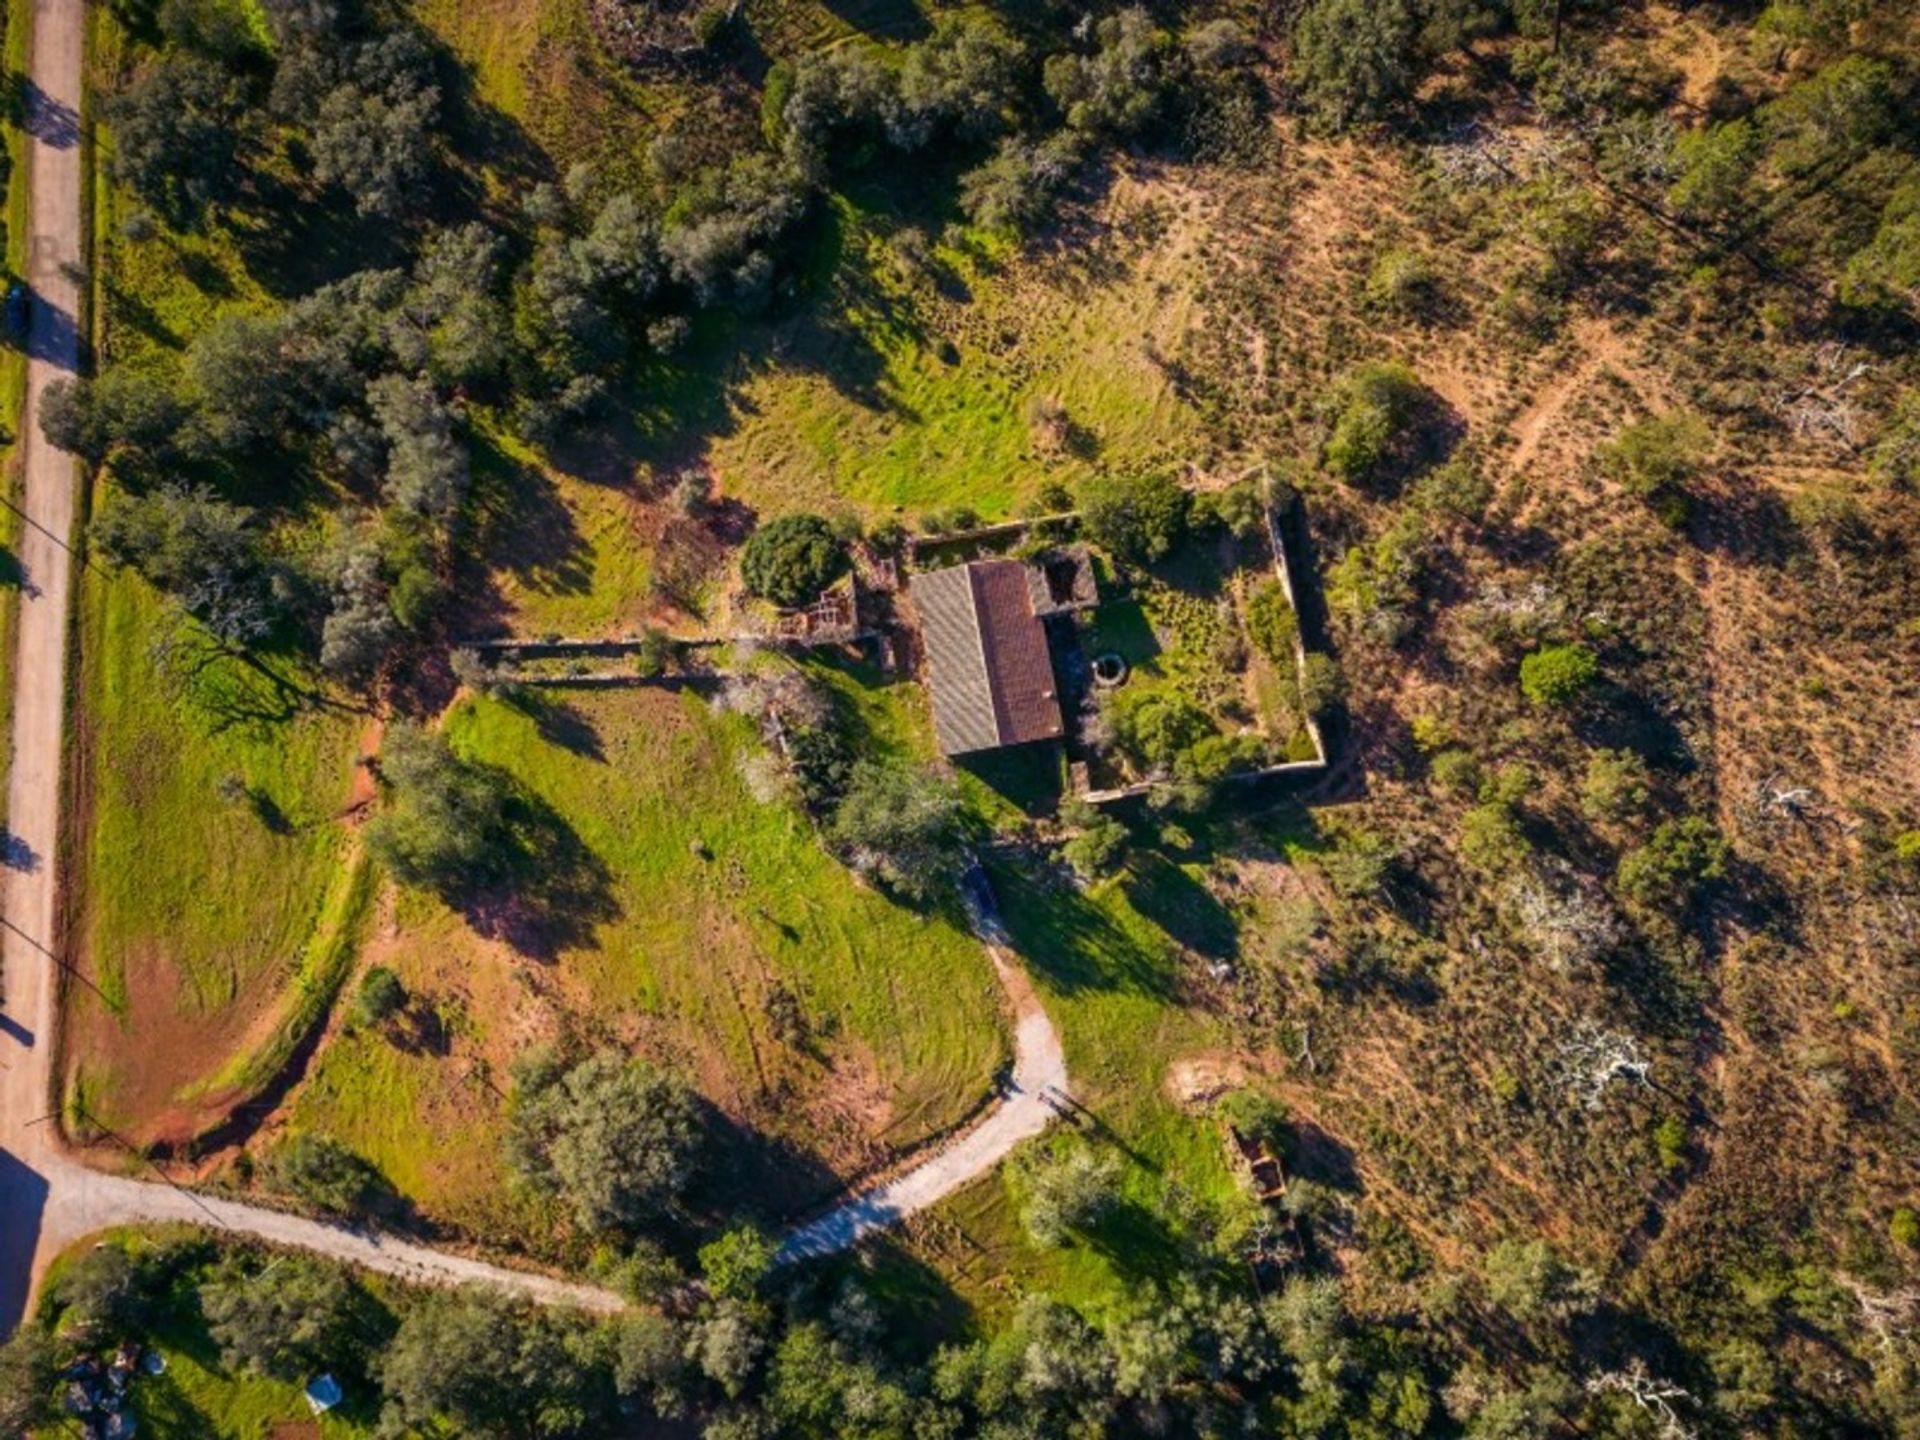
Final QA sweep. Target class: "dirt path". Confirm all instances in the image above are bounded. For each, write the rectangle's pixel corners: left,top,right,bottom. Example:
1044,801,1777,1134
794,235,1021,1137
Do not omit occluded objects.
0,0,1062,1318
776,869,1068,1265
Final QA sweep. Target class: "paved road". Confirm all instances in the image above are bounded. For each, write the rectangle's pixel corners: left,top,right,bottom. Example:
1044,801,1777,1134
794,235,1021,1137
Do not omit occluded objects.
0,0,1065,1323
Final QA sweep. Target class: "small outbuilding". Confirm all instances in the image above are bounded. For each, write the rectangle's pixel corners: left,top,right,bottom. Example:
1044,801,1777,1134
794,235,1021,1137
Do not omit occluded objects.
304,1374,343,1417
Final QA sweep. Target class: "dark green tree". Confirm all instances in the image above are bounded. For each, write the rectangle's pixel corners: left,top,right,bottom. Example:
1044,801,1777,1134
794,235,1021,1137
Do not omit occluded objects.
104,56,242,224
199,1253,371,1380
1080,471,1190,565
738,512,848,608
91,484,280,646
826,759,965,901
0,1325,57,1436
1291,0,1417,129
379,1289,611,1439
1616,815,1730,912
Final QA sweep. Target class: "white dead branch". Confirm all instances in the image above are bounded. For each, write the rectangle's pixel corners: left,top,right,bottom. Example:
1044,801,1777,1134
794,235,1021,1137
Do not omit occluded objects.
1555,1020,1652,1111
1585,1361,1698,1440
1430,122,1572,188
1773,344,1873,452
1504,862,1623,973
1840,1277,1920,1353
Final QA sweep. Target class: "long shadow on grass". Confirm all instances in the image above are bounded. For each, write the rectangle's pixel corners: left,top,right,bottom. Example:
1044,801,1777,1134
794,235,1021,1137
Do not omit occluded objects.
688,1100,847,1230
985,857,1177,1000
464,425,595,613
1078,1198,1191,1288
1121,853,1239,963
457,788,621,961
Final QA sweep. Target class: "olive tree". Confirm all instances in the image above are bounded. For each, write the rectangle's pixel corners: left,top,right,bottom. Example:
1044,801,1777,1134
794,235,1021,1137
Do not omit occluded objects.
365,724,514,894
505,1048,702,1231
199,1254,370,1380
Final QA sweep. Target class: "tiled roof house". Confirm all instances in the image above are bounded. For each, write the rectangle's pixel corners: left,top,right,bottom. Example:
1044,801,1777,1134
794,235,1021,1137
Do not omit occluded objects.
914,559,1067,757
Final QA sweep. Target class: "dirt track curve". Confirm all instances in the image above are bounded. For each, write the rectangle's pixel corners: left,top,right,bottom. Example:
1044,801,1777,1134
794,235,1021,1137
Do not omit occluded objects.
0,0,1064,1330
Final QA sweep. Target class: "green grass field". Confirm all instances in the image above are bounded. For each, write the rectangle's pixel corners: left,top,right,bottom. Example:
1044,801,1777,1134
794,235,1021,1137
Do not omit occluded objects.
703,192,1207,524
290,677,1008,1239
67,568,364,1136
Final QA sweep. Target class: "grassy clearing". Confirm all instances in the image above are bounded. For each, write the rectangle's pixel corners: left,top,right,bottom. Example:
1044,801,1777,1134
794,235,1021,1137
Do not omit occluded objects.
181,845,375,1106
290,679,1008,1238
66,569,363,1137
65,21,374,1142
703,188,1208,523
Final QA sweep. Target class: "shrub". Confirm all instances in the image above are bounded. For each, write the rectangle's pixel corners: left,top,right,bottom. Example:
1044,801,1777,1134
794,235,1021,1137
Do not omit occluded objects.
1616,815,1731,912
739,513,848,607
1323,363,1430,486
1108,687,1211,773
355,965,407,1027
1596,413,1709,506
268,1133,382,1215
1870,390,1920,488
1365,247,1437,316
1460,802,1529,875
1519,643,1597,707
1245,581,1298,663
1326,511,1426,644
699,1226,778,1301
1429,748,1478,794
1080,471,1191,565
1582,748,1653,823
1653,1115,1688,1172
1892,1207,1919,1249
1298,652,1344,716
1484,1240,1595,1325
1061,810,1129,881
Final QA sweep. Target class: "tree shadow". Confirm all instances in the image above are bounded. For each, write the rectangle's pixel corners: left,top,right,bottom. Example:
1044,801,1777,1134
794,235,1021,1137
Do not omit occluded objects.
984,855,1179,1000
457,786,622,960
512,691,607,762
818,0,931,41
1121,852,1239,962
1286,1119,1363,1195
687,1098,848,1230
1079,1199,1190,1288
794,1233,978,1360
